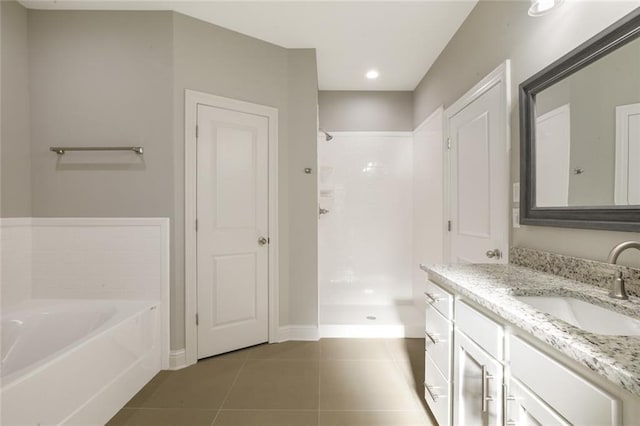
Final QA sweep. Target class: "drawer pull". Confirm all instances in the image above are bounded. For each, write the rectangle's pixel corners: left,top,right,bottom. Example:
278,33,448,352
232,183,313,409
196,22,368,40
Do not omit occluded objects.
424,292,442,303
424,383,443,402
425,330,441,344
482,365,494,412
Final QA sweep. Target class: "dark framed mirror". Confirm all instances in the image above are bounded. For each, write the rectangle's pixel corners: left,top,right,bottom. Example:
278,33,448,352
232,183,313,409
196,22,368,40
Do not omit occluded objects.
520,8,640,232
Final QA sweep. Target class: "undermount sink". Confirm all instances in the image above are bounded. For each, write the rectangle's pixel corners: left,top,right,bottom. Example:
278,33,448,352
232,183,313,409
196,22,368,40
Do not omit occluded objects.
514,296,640,336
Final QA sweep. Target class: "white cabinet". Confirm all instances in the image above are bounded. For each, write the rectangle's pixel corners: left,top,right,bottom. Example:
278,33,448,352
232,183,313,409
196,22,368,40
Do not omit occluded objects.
510,336,621,425
505,378,569,426
424,280,454,425
425,279,453,319
424,278,627,426
453,329,503,426
425,352,452,426
425,304,452,378
456,300,503,361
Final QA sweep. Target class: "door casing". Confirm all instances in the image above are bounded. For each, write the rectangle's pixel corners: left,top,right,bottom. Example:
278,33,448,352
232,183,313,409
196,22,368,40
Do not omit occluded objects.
184,90,279,366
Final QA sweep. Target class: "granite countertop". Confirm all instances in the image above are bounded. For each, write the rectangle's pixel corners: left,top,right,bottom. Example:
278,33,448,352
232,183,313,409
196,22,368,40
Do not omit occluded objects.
423,263,640,398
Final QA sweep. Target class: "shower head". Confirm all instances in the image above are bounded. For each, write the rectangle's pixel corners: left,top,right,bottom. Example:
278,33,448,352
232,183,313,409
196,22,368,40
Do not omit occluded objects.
319,128,333,142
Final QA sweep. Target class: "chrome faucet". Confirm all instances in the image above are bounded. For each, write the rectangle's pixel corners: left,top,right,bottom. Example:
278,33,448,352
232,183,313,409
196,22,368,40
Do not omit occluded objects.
606,241,640,300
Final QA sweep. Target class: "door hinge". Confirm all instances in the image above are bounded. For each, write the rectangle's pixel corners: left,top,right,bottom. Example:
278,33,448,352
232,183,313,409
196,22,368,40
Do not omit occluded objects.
195,125,199,139
447,137,451,150
196,313,199,326
447,220,452,232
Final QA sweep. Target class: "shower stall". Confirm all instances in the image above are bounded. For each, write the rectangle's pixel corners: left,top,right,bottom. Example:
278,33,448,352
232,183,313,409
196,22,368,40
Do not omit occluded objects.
318,131,423,337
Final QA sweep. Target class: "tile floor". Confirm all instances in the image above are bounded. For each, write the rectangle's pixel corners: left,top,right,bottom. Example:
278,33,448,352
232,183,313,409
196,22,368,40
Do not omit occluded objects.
108,338,436,426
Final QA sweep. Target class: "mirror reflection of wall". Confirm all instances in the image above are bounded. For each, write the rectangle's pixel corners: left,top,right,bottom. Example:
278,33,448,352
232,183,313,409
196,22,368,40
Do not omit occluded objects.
535,36,640,208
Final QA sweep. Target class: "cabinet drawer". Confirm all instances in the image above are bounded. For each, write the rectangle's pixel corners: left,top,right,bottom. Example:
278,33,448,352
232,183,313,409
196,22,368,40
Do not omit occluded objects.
425,352,451,426
425,304,452,379
455,300,503,361
425,279,453,319
507,378,569,426
510,336,620,426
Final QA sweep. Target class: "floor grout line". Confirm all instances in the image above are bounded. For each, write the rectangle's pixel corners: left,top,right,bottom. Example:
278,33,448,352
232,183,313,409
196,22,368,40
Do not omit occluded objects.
213,408,428,412
209,355,250,426
318,346,322,424
112,339,433,425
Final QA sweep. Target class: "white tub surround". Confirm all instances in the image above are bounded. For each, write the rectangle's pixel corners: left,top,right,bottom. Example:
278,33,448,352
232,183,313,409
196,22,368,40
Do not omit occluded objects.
422,263,640,425
0,218,33,310
1,217,170,364
1,299,161,425
0,217,170,424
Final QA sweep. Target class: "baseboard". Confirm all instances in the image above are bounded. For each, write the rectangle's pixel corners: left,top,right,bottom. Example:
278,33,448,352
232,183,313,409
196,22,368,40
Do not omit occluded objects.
277,325,319,342
0,218,32,227
168,349,187,370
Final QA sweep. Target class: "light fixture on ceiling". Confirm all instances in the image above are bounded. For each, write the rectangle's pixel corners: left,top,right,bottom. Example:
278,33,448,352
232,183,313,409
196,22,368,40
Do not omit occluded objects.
366,69,379,80
528,0,563,16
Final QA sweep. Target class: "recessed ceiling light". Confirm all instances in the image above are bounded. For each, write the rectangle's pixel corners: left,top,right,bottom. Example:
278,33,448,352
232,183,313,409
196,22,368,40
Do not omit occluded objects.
366,69,379,80
528,0,563,17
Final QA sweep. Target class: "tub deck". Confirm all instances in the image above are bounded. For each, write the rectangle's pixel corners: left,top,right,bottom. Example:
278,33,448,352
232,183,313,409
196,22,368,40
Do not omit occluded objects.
1,299,162,425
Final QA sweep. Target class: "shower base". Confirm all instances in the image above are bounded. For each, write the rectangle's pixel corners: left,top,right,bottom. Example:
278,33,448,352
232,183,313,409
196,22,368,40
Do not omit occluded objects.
319,304,424,338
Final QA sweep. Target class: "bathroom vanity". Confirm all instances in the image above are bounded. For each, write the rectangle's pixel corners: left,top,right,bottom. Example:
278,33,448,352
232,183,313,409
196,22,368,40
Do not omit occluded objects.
421,262,640,426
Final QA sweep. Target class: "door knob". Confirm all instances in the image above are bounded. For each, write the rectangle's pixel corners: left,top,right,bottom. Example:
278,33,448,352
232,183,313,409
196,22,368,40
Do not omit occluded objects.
486,249,502,259
258,237,268,246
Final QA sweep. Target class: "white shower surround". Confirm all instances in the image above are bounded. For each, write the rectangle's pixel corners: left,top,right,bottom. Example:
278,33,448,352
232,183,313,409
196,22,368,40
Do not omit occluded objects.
318,131,421,337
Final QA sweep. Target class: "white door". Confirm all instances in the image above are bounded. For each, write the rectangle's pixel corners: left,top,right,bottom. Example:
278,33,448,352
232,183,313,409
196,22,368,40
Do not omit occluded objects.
615,103,640,205
196,103,269,359
446,65,509,264
536,104,571,207
505,378,569,426
453,330,503,426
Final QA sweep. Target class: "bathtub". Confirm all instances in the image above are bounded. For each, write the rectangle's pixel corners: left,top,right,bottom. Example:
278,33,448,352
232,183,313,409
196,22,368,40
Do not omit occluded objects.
1,299,161,425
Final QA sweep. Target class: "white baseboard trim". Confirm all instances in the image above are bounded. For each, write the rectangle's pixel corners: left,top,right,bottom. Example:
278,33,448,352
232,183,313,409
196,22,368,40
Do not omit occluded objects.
277,325,320,342
168,349,188,370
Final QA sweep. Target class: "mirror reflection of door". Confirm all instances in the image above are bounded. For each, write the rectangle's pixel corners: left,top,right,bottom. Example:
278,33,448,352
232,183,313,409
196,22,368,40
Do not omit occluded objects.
535,104,571,207
615,103,640,206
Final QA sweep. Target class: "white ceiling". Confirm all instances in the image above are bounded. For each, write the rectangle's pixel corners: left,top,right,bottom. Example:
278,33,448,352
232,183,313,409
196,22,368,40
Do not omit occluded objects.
19,1,478,91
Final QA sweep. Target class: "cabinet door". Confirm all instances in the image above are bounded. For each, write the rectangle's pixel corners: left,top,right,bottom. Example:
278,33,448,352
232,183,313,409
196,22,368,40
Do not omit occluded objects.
510,336,620,425
506,378,569,426
453,329,503,426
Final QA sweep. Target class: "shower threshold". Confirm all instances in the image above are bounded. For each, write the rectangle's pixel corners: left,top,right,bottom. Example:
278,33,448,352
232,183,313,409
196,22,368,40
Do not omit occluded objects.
319,304,423,338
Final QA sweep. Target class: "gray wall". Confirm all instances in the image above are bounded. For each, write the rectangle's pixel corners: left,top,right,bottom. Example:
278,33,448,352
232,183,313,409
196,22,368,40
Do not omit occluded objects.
27,9,179,342
319,91,413,131
287,50,319,325
19,9,319,349
414,0,640,267
1,1,32,217
172,13,319,340
28,10,175,219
